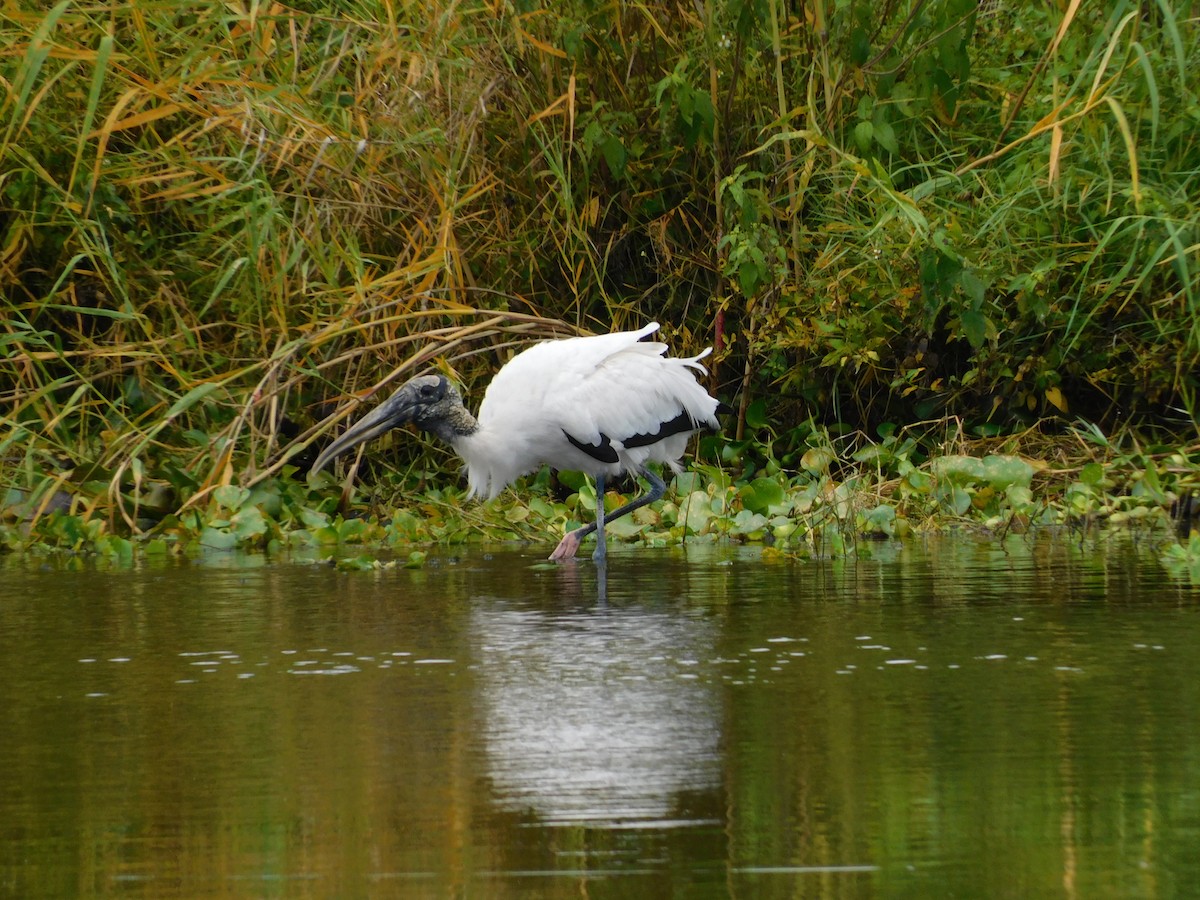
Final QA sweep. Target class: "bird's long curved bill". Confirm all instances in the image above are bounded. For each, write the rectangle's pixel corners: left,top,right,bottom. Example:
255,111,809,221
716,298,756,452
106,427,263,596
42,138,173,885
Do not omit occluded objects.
310,391,416,474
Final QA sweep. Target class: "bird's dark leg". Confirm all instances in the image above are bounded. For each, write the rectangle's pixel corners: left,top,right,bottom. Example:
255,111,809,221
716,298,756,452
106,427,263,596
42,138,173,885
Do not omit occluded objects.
592,473,607,564
600,468,666,524
548,468,666,562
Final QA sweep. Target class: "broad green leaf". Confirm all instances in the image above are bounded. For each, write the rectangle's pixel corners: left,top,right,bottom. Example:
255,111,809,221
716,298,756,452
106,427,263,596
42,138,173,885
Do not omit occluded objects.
979,455,1034,490
300,507,330,530
874,119,899,154
740,477,787,516
948,486,972,516
960,309,987,348
557,470,588,491
905,470,933,492
854,120,874,151
605,516,645,539
528,497,556,519
336,554,376,571
673,471,703,495
744,398,769,430
729,509,768,536
800,447,835,475
862,504,896,535
683,490,713,534
337,518,368,541
931,455,987,484
231,506,267,541
199,527,237,550
214,484,250,511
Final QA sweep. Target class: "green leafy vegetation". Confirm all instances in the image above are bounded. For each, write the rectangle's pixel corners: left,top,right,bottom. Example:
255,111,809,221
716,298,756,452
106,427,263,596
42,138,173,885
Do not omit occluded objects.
2,1,1198,576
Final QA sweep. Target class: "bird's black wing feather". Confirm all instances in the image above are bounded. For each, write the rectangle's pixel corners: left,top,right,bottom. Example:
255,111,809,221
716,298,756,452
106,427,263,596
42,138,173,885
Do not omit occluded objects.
564,430,619,464
564,408,712,465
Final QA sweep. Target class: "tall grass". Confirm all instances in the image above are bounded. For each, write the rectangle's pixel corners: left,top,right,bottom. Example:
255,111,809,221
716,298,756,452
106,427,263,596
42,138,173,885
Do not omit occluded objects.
0,1,573,523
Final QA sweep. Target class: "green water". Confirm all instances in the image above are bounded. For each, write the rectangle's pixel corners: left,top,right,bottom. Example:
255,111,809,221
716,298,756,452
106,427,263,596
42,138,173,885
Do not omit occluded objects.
1,535,1198,898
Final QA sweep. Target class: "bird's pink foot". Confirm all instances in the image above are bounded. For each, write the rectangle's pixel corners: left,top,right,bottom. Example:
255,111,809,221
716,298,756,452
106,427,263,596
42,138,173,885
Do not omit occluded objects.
549,530,583,561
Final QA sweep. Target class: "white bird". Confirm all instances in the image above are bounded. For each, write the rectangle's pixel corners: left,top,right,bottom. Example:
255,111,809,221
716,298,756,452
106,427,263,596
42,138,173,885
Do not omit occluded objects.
310,322,725,562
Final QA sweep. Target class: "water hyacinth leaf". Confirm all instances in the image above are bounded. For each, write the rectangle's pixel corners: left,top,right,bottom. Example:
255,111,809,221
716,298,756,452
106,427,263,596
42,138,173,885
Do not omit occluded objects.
931,455,987,484
936,485,972,516
801,447,835,475
337,518,368,542
605,516,644,539
1006,484,1034,514
312,525,342,545
632,505,659,526
97,535,134,563
1160,534,1200,584
740,477,787,516
289,530,322,548
1132,463,1166,503
862,504,896,535
744,399,770,430
577,481,597,512
1079,462,1106,486
214,484,250,511
852,443,886,464
792,480,819,513
528,497,555,519
557,470,588,491
905,469,933,492
199,527,238,550
773,519,797,541
246,485,283,518
673,471,703,495
692,464,733,492
231,506,267,541
978,455,1034,490
833,481,857,519
683,490,714,534
299,507,331,530
729,509,768,535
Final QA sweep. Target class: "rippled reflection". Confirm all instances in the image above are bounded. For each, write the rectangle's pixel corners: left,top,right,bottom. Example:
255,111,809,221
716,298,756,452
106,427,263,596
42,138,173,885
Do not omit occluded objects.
472,602,721,825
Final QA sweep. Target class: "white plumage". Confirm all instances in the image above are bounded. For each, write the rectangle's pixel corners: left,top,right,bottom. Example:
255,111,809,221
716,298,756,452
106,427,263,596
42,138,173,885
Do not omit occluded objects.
462,322,718,498
311,322,724,562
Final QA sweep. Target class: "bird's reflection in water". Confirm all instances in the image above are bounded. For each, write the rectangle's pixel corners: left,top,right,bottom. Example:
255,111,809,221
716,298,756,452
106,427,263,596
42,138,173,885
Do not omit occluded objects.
470,595,721,826
548,556,607,602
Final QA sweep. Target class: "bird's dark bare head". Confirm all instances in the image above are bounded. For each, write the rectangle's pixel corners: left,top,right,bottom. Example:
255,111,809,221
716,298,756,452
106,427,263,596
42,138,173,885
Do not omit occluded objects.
310,373,472,474
401,374,465,430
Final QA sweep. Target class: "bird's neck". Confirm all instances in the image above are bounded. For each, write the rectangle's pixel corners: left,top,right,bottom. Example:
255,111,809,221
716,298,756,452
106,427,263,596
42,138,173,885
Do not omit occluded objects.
427,405,478,445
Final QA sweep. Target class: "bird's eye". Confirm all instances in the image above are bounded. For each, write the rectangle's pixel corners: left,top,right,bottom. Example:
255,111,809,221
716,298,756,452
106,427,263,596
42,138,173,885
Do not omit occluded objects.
420,383,437,399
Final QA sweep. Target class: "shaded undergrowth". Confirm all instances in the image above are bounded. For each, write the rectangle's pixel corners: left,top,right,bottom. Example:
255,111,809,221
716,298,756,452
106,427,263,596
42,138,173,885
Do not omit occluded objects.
5,417,1199,583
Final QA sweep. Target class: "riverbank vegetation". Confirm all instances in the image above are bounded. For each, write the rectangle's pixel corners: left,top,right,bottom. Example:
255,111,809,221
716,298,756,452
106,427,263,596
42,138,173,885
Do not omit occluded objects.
2,1,1198,576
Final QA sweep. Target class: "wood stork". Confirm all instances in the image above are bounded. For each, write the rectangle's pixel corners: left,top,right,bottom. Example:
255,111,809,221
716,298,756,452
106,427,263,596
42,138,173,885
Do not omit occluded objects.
310,322,725,562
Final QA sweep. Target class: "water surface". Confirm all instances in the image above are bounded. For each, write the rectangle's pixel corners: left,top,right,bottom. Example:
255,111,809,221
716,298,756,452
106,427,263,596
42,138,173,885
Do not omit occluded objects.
2,534,1198,898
